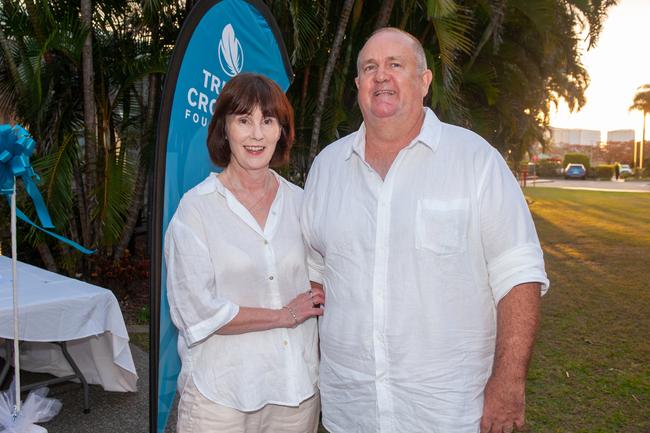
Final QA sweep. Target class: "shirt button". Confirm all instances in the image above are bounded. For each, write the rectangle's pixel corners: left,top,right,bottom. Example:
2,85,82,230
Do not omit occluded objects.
263,240,268,245
269,276,274,280
283,340,288,346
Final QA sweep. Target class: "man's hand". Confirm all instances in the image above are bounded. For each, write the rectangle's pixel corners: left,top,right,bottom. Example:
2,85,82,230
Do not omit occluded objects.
480,374,526,433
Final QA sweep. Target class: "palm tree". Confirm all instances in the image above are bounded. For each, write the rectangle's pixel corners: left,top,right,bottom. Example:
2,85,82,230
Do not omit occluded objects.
1,0,619,269
0,0,173,273
308,0,356,166
80,0,97,248
629,84,650,169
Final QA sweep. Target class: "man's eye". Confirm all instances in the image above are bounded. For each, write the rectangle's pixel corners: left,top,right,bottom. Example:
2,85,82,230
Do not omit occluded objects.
364,65,376,72
391,63,401,68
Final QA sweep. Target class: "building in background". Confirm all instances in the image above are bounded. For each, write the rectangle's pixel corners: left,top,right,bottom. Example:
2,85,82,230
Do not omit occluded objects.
550,127,601,148
607,129,635,143
540,127,635,165
602,129,635,164
546,127,602,163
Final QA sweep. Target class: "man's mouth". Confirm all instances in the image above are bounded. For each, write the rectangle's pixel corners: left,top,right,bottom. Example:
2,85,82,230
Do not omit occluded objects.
374,89,395,96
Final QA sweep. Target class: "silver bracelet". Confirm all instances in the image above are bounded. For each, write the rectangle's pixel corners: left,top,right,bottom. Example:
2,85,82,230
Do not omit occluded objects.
283,306,298,326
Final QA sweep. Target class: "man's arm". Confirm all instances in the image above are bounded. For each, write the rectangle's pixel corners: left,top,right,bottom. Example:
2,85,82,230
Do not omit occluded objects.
480,282,541,433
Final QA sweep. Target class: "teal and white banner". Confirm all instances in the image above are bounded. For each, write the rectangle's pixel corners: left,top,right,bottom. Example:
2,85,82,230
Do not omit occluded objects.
151,1,292,431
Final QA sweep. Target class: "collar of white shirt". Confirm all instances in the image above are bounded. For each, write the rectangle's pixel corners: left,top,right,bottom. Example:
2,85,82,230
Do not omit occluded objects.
191,169,286,197
344,107,443,161
189,169,288,238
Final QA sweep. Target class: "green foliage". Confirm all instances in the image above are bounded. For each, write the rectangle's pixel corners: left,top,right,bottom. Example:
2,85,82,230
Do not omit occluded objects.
592,164,614,179
136,304,150,325
536,159,562,177
629,84,650,114
1,0,617,271
563,153,591,170
271,0,615,180
0,0,183,274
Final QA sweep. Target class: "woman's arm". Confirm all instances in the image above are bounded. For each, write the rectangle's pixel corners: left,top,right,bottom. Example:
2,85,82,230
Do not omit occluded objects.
217,285,325,335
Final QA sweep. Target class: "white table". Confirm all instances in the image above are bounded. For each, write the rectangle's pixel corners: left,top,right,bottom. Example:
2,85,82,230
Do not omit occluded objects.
0,255,138,403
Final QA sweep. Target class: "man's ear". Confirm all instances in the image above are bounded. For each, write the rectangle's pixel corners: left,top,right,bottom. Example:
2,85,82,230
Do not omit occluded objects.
355,76,360,89
421,69,433,96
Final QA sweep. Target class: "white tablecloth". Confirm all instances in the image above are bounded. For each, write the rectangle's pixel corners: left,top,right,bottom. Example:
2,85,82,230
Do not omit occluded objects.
0,255,138,392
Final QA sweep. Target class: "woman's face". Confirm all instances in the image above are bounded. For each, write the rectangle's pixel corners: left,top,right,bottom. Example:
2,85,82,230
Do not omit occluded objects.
225,105,281,173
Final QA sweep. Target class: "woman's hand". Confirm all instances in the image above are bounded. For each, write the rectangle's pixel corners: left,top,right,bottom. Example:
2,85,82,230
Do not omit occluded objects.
282,284,325,328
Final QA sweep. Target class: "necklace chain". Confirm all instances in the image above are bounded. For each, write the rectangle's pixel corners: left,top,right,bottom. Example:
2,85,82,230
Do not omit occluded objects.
220,170,275,214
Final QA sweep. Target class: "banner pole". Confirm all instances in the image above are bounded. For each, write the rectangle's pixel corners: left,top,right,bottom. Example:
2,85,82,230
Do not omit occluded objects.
10,178,21,414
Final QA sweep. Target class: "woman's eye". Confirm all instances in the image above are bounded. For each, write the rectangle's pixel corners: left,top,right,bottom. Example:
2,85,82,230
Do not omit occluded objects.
264,118,277,125
238,118,249,124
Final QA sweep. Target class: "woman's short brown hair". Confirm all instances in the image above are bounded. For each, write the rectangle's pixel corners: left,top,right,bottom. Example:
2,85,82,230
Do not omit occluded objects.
207,73,295,168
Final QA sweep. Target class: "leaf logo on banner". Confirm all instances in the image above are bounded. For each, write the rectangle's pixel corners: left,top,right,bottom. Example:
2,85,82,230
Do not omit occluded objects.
218,24,244,77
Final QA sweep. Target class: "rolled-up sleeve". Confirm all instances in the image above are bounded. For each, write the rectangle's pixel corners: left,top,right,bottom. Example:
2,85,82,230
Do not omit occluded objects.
478,150,549,303
164,201,239,347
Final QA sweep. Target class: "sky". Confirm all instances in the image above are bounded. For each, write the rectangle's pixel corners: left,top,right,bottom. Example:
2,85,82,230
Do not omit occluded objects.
549,0,650,142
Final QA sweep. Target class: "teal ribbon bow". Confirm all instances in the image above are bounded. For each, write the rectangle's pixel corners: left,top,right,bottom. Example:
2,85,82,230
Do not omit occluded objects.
0,124,93,254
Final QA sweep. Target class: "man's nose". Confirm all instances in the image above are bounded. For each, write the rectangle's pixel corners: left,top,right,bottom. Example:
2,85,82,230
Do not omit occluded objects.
374,65,389,82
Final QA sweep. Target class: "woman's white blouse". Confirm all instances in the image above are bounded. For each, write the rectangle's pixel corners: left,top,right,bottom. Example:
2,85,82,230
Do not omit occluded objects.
164,172,318,411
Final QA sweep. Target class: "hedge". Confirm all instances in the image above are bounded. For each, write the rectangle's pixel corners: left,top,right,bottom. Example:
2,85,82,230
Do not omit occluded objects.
563,153,591,170
593,164,615,179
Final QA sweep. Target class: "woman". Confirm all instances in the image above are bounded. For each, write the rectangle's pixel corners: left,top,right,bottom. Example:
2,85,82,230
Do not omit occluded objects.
165,73,324,433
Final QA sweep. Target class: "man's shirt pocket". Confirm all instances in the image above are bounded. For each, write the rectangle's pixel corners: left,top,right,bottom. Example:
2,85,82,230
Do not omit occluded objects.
415,198,469,256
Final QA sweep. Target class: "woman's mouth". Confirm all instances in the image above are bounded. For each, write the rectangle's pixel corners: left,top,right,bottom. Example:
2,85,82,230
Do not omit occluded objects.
244,145,265,153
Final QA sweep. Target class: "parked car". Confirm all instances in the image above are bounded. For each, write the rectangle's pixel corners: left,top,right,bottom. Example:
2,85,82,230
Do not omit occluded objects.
619,164,633,176
565,163,587,180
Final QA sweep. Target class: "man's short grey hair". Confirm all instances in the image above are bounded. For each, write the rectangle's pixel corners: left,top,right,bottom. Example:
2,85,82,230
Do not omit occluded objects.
356,27,428,74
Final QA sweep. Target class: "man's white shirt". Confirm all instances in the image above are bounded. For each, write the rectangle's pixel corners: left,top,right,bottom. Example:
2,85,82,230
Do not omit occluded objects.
165,172,318,411
301,108,549,433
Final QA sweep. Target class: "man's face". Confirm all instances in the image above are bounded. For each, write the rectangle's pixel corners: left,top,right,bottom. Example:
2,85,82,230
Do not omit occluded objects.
355,31,432,124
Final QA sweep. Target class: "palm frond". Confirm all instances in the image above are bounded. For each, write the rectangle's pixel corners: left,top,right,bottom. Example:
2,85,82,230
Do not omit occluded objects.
94,146,139,245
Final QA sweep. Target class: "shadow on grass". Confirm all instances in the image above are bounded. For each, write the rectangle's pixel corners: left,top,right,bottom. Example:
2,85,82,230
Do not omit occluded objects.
524,188,650,433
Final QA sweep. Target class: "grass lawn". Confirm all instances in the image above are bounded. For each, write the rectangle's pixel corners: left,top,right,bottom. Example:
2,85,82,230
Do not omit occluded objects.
523,187,650,433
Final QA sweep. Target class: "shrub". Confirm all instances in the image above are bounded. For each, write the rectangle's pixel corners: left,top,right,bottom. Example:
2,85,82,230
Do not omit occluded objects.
593,164,615,179
563,153,591,170
537,160,563,177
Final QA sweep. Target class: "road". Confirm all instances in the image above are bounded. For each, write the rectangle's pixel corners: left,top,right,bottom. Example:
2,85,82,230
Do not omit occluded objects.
525,178,650,193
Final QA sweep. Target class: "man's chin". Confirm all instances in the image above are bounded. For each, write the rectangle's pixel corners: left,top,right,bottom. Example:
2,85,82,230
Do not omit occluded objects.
369,107,399,119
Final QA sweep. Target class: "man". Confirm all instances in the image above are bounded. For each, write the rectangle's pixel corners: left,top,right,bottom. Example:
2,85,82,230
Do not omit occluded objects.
302,28,549,433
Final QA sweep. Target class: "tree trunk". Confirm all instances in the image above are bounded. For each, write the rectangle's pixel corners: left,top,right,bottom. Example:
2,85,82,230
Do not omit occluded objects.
465,0,506,72
23,0,47,45
113,10,161,261
308,0,356,166
641,110,646,169
113,65,159,260
80,0,96,248
374,0,395,29
36,242,58,273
